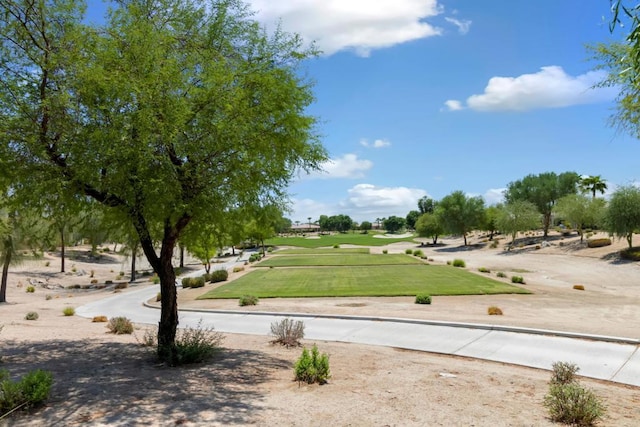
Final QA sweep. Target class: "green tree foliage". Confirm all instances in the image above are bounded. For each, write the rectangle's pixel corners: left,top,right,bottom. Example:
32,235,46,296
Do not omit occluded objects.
0,0,326,363
497,201,541,247
318,214,353,233
359,221,372,233
417,197,436,214
605,185,640,248
383,216,406,234
579,175,608,200
504,172,580,238
483,205,500,241
405,210,420,229
437,191,485,245
415,213,444,245
554,195,606,242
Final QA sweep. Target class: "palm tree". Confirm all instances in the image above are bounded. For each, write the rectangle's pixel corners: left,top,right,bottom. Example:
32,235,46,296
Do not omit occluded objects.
579,175,608,199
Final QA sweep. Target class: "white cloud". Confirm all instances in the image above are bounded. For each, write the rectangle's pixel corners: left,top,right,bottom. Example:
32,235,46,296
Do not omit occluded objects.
484,188,506,205
338,183,427,221
289,198,332,223
308,154,373,179
249,0,443,57
360,138,391,148
445,17,471,35
444,66,616,112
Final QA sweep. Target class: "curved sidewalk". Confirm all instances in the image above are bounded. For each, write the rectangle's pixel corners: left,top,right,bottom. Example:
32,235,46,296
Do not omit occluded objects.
76,283,640,388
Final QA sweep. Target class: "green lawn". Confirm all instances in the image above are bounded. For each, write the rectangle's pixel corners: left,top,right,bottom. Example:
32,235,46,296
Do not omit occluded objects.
275,248,370,255
197,265,530,299
257,254,423,267
265,232,417,248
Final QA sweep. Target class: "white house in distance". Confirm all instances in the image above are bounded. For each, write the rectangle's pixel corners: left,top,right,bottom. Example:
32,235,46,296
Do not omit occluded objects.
289,223,321,233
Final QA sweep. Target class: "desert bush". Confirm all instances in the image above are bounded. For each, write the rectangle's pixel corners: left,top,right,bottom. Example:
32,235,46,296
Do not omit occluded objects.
382,249,388,254
239,295,259,306
107,317,134,334
573,285,585,291
191,276,206,288
478,267,490,273
452,259,465,268
45,295,52,301
511,276,525,284
209,269,228,283
0,369,53,414
44,261,50,267
114,282,128,290
24,312,39,321
181,277,192,288
490,241,498,249
138,328,157,347
232,266,245,273
248,253,262,263
621,247,640,261
92,315,108,323
413,249,424,257
90,279,98,284
550,361,579,385
25,286,35,293
405,249,413,254
156,292,161,302
62,307,75,316
152,276,160,284
415,294,431,304
544,382,605,426
294,344,330,385
172,320,224,365
333,244,339,249
487,306,503,315
587,238,612,248
105,280,113,285
270,318,305,347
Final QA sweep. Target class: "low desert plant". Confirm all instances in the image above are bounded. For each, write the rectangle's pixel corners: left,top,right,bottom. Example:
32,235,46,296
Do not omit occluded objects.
62,307,75,316
232,266,245,273
24,312,39,321
405,249,413,255
487,306,503,315
25,286,35,293
333,244,339,249
382,249,388,254
511,275,525,284
90,279,98,284
44,261,50,267
478,267,490,273
270,318,305,347
446,260,452,265
209,269,228,283
550,361,579,386
452,259,466,268
114,282,128,290
413,249,424,257
587,238,612,248
0,369,53,414
239,295,259,306
294,344,330,385
156,292,161,302
621,247,640,261
415,294,431,304
137,328,157,347
152,276,160,284
45,295,52,301
171,320,224,365
573,284,585,291
107,316,134,334
490,241,498,249
544,381,605,425
92,315,108,323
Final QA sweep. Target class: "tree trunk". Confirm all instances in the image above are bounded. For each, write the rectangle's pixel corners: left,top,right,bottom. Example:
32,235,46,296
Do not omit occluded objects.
179,244,184,268
543,213,551,238
0,239,12,303
130,241,138,282
627,233,633,249
156,239,179,365
60,227,65,273
432,235,438,245
463,233,468,246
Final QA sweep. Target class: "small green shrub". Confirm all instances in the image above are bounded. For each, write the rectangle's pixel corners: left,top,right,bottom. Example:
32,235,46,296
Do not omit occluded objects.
25,286,35,293
181,277,192,288
405,249,413,254
209,269,228,283
294,344,330,385
25,312,39,321
544,382,605,426
107,316,134,334
114,282,128,290
62,307,75,316
239,295,259,306
415,294,431,304
0,369,53,414
138,328,157,347
270,318,305,347
191,277,206,288
587,238,612,248
478,267,490,273
248,253,262,263
496,271,507,278
45,295,52,301
152,276,160,284
511,275,525,284
413,249,424,257
44,261,50,267
156,292,161,302
490,241,498,249
382,249,388,254
550,361,579,386
172,320,224,365
446,260,452,265
232,266,245,273
333,244,339,249
452,259,465,268
621,247,640,261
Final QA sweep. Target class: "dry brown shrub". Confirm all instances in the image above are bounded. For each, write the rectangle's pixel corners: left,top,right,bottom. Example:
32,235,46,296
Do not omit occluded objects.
487,306,503,315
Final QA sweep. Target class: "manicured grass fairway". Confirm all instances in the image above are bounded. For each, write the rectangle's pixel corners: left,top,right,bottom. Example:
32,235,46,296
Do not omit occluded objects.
276,248,370,255
266,233,417,248
257,254,423,267
197,265,530,299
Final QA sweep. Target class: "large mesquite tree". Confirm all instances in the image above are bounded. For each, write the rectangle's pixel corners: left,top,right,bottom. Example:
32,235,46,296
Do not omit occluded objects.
0,0,326,364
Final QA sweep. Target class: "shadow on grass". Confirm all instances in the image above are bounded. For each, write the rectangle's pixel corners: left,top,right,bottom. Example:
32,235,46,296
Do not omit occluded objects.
2,339,289,426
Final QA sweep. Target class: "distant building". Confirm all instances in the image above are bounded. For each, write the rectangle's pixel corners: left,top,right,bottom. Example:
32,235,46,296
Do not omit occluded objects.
290,224,321,233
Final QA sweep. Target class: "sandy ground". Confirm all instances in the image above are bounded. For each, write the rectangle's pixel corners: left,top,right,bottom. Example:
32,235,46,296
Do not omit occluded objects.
2,232,640,426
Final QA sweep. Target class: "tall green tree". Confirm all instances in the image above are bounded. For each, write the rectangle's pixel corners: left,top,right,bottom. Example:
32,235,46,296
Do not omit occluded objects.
0,0,326,363
415,212,443,245
405,210,420,230
383,216,406,234
554,194,606,242
483,205,500,241
437,191,485,245
605,185,640,248
504,172,580,238
496,201,541,247
417,197,436,214
579,175,608,199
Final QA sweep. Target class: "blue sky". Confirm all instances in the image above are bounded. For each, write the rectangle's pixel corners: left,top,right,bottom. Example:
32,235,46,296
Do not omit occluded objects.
87,1,639,223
